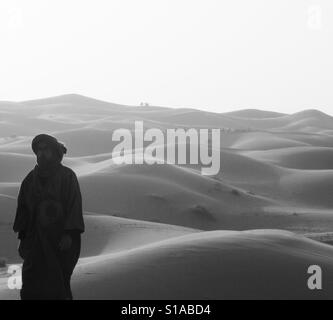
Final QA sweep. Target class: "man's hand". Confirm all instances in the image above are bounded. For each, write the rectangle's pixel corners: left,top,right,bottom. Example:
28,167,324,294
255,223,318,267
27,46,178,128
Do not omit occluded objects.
59,233,72,251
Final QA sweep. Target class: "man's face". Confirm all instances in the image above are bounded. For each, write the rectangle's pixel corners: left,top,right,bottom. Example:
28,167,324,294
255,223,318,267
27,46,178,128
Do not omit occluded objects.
36,142,53,166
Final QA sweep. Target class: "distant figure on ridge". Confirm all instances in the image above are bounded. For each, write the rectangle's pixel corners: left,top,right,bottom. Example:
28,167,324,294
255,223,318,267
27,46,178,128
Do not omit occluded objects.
13,134,85,300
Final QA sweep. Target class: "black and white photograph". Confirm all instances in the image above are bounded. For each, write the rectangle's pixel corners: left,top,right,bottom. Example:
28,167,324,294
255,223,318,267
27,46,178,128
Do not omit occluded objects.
0,0,333,304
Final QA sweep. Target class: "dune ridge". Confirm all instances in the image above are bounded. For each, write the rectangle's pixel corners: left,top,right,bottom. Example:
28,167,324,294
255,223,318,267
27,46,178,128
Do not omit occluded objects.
1,94,333,299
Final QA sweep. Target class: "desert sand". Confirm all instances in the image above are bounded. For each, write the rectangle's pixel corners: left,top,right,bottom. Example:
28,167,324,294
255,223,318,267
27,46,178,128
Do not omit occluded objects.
1,94,333,299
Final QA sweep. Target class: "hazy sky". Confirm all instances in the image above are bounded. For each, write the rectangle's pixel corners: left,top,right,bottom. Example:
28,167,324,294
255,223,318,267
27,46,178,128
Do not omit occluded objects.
0,0,332,114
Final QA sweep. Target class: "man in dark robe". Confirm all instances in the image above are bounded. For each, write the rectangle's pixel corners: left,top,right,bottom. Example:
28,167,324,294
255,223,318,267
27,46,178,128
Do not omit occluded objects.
13,134,85,300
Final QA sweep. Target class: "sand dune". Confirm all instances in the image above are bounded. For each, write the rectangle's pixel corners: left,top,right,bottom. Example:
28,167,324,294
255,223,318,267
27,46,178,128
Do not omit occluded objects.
279,170,333,208
243,146,333,170
230,132,310,150
0,194,17,264
0,153,35,182
77,158,272,229
1,209,199,264
2,229,333,300
279,110,333,131
224,109,286,119
1,94,333,299
82,214,199,257
2,95,333,131
274,132,333,148
71,230,333,299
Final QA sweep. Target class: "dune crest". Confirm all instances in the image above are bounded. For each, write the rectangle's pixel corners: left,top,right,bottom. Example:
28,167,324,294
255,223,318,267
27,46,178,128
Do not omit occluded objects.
1,95,333,299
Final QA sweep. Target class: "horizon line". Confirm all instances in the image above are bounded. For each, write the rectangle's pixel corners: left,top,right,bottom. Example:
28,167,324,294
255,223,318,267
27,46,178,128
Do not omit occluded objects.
0,92,332,118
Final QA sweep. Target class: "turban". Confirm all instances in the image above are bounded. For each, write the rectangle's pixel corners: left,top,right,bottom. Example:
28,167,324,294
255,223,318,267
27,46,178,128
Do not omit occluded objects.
32,134,67,162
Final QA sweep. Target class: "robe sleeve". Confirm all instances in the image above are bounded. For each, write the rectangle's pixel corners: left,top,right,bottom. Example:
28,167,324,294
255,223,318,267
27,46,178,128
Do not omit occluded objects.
63,171,85,233
13,178,29,236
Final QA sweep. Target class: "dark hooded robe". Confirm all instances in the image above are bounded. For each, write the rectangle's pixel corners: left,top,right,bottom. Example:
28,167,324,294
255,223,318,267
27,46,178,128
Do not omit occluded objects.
13,134,85,300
